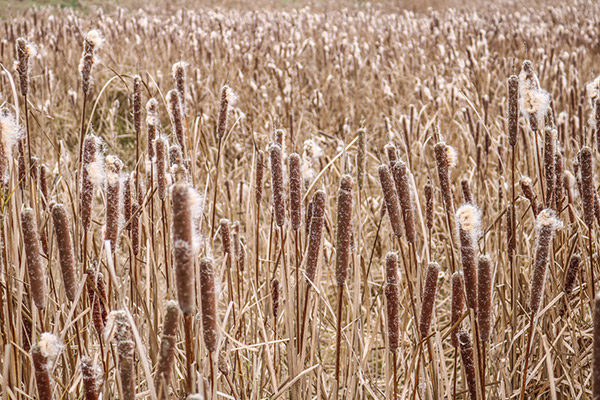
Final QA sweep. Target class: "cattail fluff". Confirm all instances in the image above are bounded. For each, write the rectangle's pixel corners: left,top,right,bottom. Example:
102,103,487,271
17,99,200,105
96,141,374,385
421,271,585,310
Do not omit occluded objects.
16,38,36,97
21,208,47,309
458,330,478,400
289,152,303,231
199,258,218,352
559,254,581,316
270,143,286,227
32,333,62,400
393,160,416,244
419,262,440,338
156,301,180,399
519,60,550,132
81,356,102,400
378,164,402,237
172,182,195,315
217,85,236,139
357,128,366,189
305,190,326,284
508,75,519,146
384,252,400,353
79,30,103,96
477,255,493,342
272,278,280,319
167,90,185,154
594,293,600,399
434,141,456,212
86,268,108,337
146,98,159,160
255,150,264,205
578,147,595,227
425,179,434,231
51,204,77,302
104,155,122,253
106,311,135,400
456,204,482,310
0,108,23,187
80,134,103,231
451,271,465,347
520,176,539,217
335,175,353,286
155,136,168,201
172,61,188,110
544,128,556,205
529,209,562,315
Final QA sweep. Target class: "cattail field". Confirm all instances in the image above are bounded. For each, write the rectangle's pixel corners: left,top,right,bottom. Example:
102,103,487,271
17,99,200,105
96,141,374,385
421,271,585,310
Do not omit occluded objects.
3,0,600,398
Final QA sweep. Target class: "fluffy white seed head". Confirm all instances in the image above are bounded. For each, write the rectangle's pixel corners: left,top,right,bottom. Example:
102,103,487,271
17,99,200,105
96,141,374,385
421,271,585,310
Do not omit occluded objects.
535,208,563,232
85,29,104,49
38,332,63,366
0,108,24,159
456,204,482,240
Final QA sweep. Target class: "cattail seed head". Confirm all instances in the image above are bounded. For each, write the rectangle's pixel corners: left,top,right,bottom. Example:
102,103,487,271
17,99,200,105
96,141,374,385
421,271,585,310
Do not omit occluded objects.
425,179,434,231
520,176,540,217
51,203,77,302
217,85,237,139
0,108,23,188
272,278,280,319
392,160,416,244
507,205,515,260
270,143,286,227
529,209,562,315
172,182,196,315
146,98,159,160
477,255,493,342
21,208,47,309
79,30,103,96
384,142,397,164
451,271,465,347
32,343,54,400
578,147,595,227
385,251,400,353
155,136,168,201
305,190,326,284
554,151,564,209
167,89,185,153
519,60,550,132
199,258,218,352
80,134,103,231
220,218,232,267
106,311,135,400
419,262,440,338
16,37,36,97
172,61,188,110
434,141,454,212
335,175,353,286
123,175,132,231
461,178,473,204
357,128,366,189
456,204,482,310
156,301,180,399
255,149,264,205
104,155,122,253
132,75,142,135
289,152,303,231
86,268,108,338
559,254,581,316
508,75,519,146
378,164,402,237
544,128,556,206
81,356,102,400
458,330,478,400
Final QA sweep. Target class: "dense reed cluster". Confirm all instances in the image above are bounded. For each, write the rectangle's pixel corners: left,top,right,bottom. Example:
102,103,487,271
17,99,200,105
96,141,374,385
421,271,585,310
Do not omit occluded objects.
1,1,600,399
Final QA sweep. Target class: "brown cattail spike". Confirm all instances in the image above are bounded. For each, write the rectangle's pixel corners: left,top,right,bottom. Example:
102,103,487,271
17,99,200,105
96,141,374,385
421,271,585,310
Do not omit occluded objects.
458,330,478,400
289,152,303,231
109,311,135,400
272,278,280,319
255,149,264,205
51,203,77,303
156,301,180,399
520,176,539,217
217,86,236,139
172,182,195,315
132,75,142,135
378,164,402,237
384,142,397,164
21,207,47,309
87,268,108,338
393,160,416,244
146,98,159,160
167,89,185,154
81,356,101,400
385,252,400,353
16,38,36,97
305,190,326,284
357,128,366,190
559,254,581,316
461,178,473,204
578,147,595,227
425,179,434,231
451,271,465,347
80,134,101,231
456,204,481,310
477,255,493,342
508,75,519,147
434,141,456,212
419,262,440,338
104,155,122,253
79,30,103,96
199,258,218,352
155,136,168,201
543,128,556,206
32,344,53,400
270,143,286,227
529,209,562,315
335,175,353,286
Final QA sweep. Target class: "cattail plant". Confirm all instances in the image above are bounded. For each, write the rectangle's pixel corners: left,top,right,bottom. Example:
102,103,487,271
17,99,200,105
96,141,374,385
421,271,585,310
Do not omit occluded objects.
156,301,180,400
508,75,519,147
16,37,36,97
21,207,47,309
559,254,581,316
199,258,218,388
384,142,397,164
167,89,185,154
289,152,303,231
232,221,245,272
217,85,236,139
146,98,159,161
520,176,539,217
554,151,564,209
334,174,353,382
419,262,440,338
32,333,62,400
254,148,264,287
357,127,366,190
456,204,482,310
378,164,402,237
543,128,556,206
519,60,550,132
434,141,456,213
272,278,280,320
104,155,122,253
86,268,108,338
384,252,400,399
132,75,142,136
51,203,77,303
451,271,465,347
477,255,493,342
173,61,188,109
392,160,416,244
155,136,168,201
270,143,286,228
80,134,103,232
458,330,478,400
106,310,135,400
123,174,132,231
172,181,195,315
305,190,326,285
461,178,473,204
0,108,24,190
78,30,103,161
425,179,434,232
81,356,102,400
578,147,595,227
